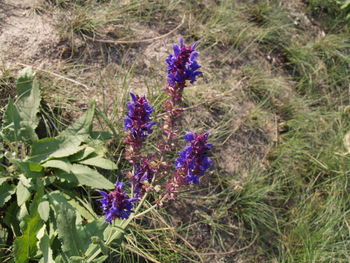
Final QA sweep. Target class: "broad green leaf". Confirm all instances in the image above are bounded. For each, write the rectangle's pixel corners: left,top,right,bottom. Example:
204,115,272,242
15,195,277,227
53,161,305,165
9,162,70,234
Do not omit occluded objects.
38,232,54,263
56,203,84,258
16,67,41,133
30,136,82,163
64,194,96,221
16,181,31,206
69,164,114,190
48,191,82,224
2,97,20,138
16,67,34,97
79,156,117,170
60,102,95,138
2,98,23,142
38,200,50,222
14,213,43,263
14,190,44,263
78,219,108,260
42,159,72,173
0,182,15,207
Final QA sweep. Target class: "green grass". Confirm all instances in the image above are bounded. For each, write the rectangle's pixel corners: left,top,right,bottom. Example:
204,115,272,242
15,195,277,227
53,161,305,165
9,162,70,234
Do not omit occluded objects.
1,0,350,262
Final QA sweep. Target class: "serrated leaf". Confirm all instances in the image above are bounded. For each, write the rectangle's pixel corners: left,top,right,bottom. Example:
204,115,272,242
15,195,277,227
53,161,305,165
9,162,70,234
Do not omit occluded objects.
56,203,84,258
38,200,50,222
0,182,15,207
79,156,117,170
60,102,95,138
16,67,41,133
70,164,114,190
16,67,34,97
42,159,72,173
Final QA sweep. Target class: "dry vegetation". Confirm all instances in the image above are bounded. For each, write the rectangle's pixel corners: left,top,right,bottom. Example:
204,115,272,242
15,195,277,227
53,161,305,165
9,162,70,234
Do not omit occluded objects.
1,0,350,262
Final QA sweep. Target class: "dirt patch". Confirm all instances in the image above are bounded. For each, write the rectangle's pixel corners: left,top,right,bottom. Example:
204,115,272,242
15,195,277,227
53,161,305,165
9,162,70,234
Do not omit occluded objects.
0,0,60,67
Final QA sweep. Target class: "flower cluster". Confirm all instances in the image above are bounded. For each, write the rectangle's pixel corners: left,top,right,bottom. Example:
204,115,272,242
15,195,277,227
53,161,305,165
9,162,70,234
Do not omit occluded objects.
162,38,202,142
97,38,212,223
165,38,202,100
130,159,156,198
97,181,138,223
174,132,213,184
123,92,156,147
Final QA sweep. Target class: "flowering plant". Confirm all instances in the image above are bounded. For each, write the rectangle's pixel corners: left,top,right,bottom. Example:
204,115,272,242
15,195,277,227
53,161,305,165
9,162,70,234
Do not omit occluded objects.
97,38,212,225
0,38,213,263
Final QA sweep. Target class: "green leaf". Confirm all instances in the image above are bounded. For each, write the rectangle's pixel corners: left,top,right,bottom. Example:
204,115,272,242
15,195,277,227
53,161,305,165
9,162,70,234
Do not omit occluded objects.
30,136,83,163
56,203,84,258
60,102,95,138
69,164,114,190
69,146,95,162
16,67,34,97
10,160,44,179
92,255,108,263
1,68,40,144
16,67,41,134
2,98,23,142
38,232,54,263
16,180,31,206
38,200,50,222
42,159,72,173
2,98,38,143
79,156,117,170
65,194,96,221
91,131,113,141
14,190,44,263
0,182,15,207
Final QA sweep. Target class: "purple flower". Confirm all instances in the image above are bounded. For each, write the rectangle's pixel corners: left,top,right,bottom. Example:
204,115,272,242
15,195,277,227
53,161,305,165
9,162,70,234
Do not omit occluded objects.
132,160,155,197
165,37,202,100
175,132,213,184
97,181,138,223
123,93,156,146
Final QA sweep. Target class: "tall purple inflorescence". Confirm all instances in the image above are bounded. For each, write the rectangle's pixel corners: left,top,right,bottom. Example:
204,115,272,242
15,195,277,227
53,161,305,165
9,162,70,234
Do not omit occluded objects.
165,38,202,101
174,132,213,184
97,181,139,223
123,92,156,144
161,38,202,143
124,92,156,162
